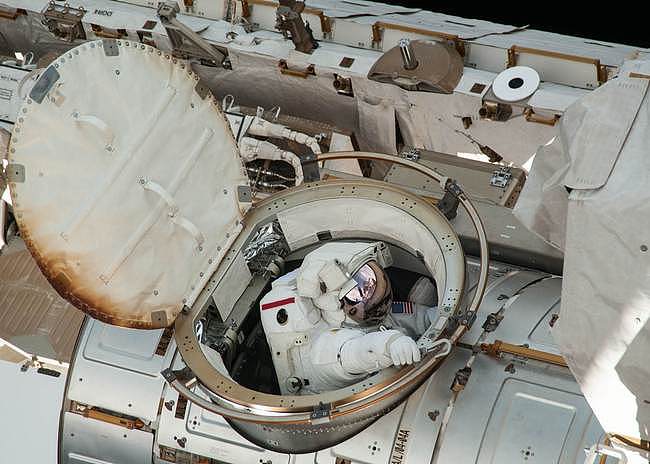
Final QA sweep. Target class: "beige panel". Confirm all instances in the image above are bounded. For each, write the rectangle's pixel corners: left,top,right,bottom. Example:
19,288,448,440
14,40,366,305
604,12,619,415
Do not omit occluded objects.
0,239,84,362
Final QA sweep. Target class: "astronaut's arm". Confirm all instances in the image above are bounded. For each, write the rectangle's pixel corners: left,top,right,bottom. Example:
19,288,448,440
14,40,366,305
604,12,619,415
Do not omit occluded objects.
339,330,421,375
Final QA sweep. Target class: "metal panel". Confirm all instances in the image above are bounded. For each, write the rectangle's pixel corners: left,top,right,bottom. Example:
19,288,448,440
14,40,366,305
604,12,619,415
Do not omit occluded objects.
327,403,407,464
434,354,604,464
476,378,600,464
68,319,175,422
0,360,67,464
0,64,30,123
61,412,154,464
485,276,563,353
513,48,603,89
461,270,548,346
156,359,289,464
0,238,84,362
384,149,527,209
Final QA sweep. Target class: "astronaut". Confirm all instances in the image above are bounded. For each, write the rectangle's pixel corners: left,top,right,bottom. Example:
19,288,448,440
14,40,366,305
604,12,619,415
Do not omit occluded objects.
259,241,439,394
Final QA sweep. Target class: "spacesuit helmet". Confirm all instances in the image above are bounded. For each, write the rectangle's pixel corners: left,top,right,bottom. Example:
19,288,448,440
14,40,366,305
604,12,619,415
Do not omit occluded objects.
341,260,392,325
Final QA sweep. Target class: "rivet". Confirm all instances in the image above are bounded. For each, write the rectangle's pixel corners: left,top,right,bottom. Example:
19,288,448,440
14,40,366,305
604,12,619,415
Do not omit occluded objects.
153,289,159,296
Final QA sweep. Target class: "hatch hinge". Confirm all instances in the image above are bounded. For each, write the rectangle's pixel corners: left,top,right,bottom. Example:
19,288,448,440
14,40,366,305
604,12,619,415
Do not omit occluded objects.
42,1,87,42
157,2,227,66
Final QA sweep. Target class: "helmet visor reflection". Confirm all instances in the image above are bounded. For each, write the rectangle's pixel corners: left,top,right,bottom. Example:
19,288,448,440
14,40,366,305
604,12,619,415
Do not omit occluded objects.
342,264,377,306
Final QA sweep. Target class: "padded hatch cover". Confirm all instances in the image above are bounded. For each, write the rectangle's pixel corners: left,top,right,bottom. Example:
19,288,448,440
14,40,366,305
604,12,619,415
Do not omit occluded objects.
6,40,250,329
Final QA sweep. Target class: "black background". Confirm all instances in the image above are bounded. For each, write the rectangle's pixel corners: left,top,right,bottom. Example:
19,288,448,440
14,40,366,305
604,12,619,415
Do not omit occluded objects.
382,3,650,48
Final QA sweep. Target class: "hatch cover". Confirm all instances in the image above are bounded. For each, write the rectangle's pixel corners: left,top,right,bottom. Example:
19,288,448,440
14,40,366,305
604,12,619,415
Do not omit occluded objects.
7,40,250,329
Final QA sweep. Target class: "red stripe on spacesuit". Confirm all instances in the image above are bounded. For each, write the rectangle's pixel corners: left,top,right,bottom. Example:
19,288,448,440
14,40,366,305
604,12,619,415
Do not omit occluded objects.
261,297,296,310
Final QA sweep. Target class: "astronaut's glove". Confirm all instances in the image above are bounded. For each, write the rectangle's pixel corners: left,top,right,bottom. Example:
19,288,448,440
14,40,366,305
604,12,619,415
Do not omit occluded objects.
315,291,346,326
387,334,421,366
340,330,420,375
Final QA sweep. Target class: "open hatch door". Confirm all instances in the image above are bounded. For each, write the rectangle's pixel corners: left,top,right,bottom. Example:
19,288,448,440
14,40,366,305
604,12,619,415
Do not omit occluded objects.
7,39,251,329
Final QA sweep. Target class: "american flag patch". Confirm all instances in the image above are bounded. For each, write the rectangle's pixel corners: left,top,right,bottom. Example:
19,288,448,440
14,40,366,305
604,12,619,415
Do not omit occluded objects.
392,301,413,314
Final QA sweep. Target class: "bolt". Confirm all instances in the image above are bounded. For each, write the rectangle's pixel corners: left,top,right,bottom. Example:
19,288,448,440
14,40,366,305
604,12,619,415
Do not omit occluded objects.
399,38,418,70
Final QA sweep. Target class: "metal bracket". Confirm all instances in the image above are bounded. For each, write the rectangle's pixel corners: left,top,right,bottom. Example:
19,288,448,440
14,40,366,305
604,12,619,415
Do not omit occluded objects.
42,1,87,42
276,0,319,54
490,166,512,188
102,38,119,57
481,311,504,332
237,185,252,203
157,2,226,65
6,164,25,183
449,308,477,329
161,366,197,386
310,401,332,423
450,366,472,392
29,66,60,104
278,59,315,78
436,190,459,220
400,147,421,162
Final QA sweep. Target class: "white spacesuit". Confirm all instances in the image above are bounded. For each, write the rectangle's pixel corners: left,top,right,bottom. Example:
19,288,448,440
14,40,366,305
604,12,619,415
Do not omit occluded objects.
259,241,439,394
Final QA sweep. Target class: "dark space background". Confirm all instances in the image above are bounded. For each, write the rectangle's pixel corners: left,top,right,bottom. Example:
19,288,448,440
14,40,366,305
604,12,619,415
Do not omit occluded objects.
383,3,650,49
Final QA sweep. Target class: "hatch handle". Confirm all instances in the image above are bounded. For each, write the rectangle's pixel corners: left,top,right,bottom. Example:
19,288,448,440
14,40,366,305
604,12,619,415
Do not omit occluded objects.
141,178,205,248
71,112,116,149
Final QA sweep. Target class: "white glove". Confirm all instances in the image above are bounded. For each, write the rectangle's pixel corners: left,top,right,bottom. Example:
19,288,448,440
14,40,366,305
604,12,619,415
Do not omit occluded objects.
387,335,421,366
